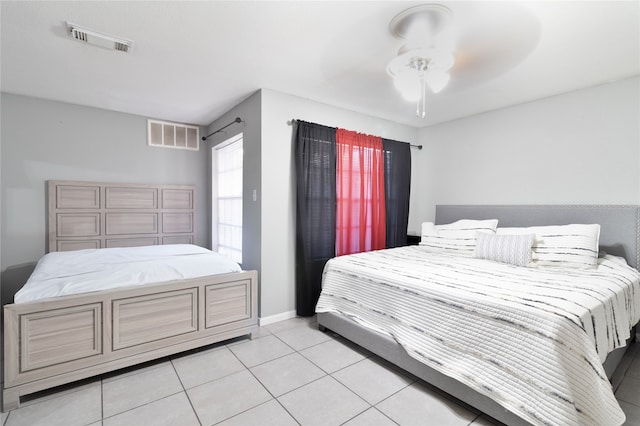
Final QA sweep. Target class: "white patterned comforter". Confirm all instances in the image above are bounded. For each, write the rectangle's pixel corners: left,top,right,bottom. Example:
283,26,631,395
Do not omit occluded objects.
316,246,640,426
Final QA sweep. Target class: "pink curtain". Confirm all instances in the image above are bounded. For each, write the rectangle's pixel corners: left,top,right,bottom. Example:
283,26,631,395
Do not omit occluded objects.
335,128,386,256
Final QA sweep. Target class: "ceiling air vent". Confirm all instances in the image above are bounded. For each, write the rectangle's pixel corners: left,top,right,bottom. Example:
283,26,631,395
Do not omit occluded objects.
66,22,133,53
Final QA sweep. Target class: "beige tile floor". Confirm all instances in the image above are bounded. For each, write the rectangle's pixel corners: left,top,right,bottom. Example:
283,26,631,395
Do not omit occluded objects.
1,316,639,426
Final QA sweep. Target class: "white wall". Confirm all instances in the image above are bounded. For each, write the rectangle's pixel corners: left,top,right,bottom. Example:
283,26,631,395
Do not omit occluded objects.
260,89,419,318
412,76,640,229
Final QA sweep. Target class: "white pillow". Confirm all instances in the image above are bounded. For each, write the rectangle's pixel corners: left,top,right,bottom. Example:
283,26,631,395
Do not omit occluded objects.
496,224,600,269
420,219,499,257
475,233,535,267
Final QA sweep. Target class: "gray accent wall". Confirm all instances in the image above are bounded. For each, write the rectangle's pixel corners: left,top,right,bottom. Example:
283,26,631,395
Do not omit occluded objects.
0,94,208,303
411,76,640,231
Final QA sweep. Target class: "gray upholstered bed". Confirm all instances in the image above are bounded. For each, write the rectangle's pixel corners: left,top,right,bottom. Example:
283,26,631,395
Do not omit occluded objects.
3,180,259,411
318,204,640,426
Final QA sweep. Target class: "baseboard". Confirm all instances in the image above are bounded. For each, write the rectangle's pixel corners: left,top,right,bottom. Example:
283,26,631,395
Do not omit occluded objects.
258,310,297,326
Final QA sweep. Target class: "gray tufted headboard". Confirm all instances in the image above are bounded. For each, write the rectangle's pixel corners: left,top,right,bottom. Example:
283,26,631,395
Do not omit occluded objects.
435,205,640,270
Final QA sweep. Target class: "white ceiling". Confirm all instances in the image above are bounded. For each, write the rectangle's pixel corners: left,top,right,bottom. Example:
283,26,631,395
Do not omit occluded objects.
1,1,639,128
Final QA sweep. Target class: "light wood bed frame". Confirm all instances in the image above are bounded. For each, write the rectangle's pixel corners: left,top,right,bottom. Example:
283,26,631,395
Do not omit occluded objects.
3,180,258,411
318,205,640,426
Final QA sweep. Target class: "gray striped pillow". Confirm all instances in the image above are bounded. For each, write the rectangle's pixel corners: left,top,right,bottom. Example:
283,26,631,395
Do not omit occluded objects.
420,219,499,257
475,233,535,266
496,224,601,269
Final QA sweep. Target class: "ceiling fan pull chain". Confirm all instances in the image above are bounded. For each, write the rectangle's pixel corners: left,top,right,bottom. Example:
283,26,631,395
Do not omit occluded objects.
421,78,426,118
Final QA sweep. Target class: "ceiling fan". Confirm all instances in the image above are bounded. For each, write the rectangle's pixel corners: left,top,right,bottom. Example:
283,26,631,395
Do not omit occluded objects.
386,4,456,118
385,2,540,119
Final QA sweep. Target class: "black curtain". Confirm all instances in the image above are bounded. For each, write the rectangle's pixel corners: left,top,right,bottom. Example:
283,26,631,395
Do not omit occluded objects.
294,121,336,316
382,139,412,248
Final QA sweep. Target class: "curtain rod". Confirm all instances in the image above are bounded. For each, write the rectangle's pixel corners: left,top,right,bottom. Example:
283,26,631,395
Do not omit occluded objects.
287,119,423,150
202,117,243,141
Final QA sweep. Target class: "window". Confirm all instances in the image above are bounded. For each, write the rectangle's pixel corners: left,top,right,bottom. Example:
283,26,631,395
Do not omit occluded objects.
335,129,386,256
336,144,376,252
212,134,243,264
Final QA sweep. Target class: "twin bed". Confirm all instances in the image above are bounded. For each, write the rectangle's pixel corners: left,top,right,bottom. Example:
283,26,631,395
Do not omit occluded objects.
318,205,640,426
2,181,259,411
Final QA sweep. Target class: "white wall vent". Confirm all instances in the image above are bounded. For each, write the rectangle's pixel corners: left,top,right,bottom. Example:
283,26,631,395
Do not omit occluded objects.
66,22,134,53
148,119,200,151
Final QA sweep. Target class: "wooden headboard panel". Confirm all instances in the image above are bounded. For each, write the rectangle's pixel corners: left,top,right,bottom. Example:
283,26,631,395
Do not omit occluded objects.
47,180,196,252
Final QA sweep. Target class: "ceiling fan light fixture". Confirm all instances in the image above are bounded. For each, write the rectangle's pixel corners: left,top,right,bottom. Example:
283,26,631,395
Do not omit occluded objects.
396,76,422,102
386,4,454,118
425,70,450,94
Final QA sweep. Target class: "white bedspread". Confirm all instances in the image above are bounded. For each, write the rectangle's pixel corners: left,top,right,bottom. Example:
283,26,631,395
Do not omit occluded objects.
316,246,640,426
15,244,242,303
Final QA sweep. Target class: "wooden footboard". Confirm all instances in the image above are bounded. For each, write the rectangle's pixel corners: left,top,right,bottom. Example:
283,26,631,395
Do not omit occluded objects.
3,271,258,411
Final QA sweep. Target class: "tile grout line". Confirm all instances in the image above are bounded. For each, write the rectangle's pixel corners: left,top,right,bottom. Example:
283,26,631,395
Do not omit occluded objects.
297,348,366,376
254,316,318,334
185,368,268,426
169,358,203,426
210,348,292,425
269,329,306,352
276,371,372,418
270,328,348,426
258,328,338,397
101,360,187,423
234,350,297,370
267,326,339,358
616,379,640,408
101,391,186,423
371,406,401,425
223,323,365,426
321,354,374,377
172,347,246,387
101,357,170,386
222,338,287,423
337,405,372,425
364,376,415,407
260,324,399,411
228,334,297,369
